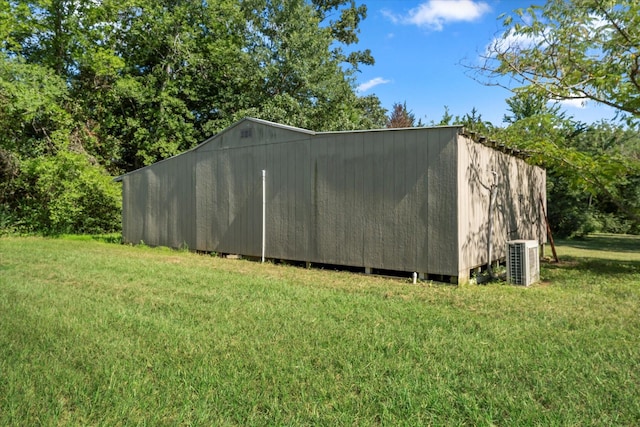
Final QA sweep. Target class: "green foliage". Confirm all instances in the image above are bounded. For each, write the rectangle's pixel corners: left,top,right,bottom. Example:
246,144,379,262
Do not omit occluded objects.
310,0,373,70
1,0,383,171
0,56,73,157
435,105,453,125
0,0,381,234
0,53,121,234
484,0,640,125
496,94,640,237
547,172,599,238
428,106,494,134
68,0,248,171
354,94,388,129
453,107,494,135
235,0,376,132
476,0,640,237
503,91,563,124
6,151,121,235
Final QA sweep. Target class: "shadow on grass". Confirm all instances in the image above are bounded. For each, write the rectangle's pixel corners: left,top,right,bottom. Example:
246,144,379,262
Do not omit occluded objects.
57,233,123,244
557,234,640,254
90,233,123,244
544,257,640,277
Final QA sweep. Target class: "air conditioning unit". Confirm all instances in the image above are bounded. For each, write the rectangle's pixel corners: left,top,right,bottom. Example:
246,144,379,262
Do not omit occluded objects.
506,240,540,286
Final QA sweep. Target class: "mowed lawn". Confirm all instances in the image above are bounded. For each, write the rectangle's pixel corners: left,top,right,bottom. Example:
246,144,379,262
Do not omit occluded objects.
1,235,639,425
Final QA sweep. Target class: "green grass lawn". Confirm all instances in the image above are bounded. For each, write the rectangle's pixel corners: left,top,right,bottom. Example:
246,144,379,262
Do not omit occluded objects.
1,234,639,425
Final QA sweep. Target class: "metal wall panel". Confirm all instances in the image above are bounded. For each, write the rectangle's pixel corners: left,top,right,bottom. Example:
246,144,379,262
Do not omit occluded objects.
311,132,345,264
294,138,310,258
195,147,257,254
457,135,546,280
193,128,310,259
425,128,459,275
264,140,311,261
122,152,196,249
309,127,460,273
413,129,430,272
361,131,385,268
122,175,143,245
195,150,215,250
400,130,419,271
380,130,397,268
173,153,196,249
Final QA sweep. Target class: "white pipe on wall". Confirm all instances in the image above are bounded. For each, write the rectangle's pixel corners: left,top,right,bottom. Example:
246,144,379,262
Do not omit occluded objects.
487,171,498,277
261,169,266,263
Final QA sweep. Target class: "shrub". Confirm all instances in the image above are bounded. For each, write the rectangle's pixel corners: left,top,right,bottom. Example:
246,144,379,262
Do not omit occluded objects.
7,151,121,235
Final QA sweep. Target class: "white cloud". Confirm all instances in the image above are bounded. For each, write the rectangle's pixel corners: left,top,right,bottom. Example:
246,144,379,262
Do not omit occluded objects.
486,12,608,59
586,14,610,33
357,77,391,94
385,0,491,31
381,9,400,25
557,98,588,109
486,29,544,57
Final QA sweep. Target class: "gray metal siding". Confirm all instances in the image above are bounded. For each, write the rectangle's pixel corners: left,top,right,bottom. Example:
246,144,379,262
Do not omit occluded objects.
265,139,311,261
215,147,257,255
123,154,196,249
188,120,315,257
457,135,546,277
309,127,459,273
195,150,215,250
425,128,459,275
361,131,385,267
122,176,140,244
121,119,545,280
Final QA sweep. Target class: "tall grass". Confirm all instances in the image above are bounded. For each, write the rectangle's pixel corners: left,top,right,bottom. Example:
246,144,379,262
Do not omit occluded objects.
1,235,639,425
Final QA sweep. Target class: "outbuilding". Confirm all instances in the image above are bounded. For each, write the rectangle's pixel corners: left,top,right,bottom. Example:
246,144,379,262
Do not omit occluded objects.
117,118,546,283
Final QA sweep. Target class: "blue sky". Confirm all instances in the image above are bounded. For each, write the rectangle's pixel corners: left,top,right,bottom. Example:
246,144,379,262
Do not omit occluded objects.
352,0,618,126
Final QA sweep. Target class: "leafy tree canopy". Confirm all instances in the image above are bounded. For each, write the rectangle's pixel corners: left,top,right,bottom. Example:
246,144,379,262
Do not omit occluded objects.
0,0,384,234
496,91,640,234
1,0,382,172
469,0,640,234
481,0,640,126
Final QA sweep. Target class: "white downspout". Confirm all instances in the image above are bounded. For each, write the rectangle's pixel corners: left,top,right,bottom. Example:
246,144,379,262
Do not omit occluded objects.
487,171,498,277
261,169,266,263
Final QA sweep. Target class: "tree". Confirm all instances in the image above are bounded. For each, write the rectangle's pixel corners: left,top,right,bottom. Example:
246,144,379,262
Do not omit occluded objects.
429,106,494,134
561,122,640,234
0,54,121,234
355,95,388,129
0,0,384,234
3,0,382,172
455,107,494,134
436,105,453,126
474,0,640,234
503,91,562,124
0,56,72,158
237,0,380,132
481,0,640,126
310,0,374,70
73,0,249,171
496,98,640,235
386,102,416,128
13,151,121,234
